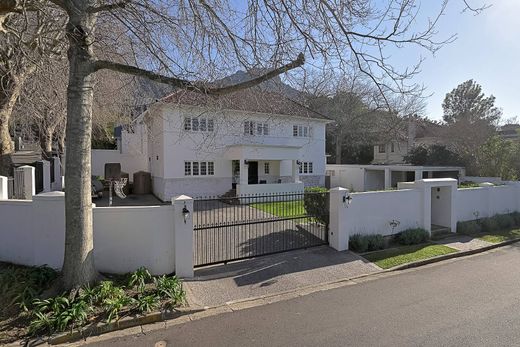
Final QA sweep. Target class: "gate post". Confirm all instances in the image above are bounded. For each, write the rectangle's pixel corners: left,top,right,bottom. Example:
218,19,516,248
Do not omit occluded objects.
329,187,349,251
172,195,194,278
14,165,35,200
0,176,7,200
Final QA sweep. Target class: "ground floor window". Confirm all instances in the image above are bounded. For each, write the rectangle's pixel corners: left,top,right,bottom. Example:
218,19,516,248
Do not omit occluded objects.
264,162,270,174
184,161,215,176
299,161,313,174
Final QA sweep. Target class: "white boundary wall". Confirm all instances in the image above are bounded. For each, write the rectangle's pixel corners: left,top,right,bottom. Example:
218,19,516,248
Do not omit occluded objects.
457,185,520,221
0,192,193,276
341,189,423,236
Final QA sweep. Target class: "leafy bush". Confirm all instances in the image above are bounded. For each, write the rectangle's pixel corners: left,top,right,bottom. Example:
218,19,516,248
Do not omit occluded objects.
154,275,185,307
457,220,481,234
480,217,500,233
0,264,57,312
366,234,385,251
510,212,520,227
349,234,385,252
303,187,329,225
494,214,514,230
349,234,369,253
397,228,429,245
134,294,159,313
128,267,152,292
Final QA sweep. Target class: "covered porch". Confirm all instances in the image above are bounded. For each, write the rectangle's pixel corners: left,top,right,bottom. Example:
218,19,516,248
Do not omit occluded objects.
225,144,304,196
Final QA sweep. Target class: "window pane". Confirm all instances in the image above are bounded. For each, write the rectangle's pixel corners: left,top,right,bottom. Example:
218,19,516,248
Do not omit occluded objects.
299,164,302,174
309,162,313,173
184,161,191,175
293,125,298,137
263,124,269,135
303,162,308,173
200,118,207,131
208,162,214,175
200,162,207,175
184,117,191,131
303,126,308,137
264,162,270,174
192,118,199,131
193,162,199,175
257,123,263,135
299,126,303,137
208,119,214,132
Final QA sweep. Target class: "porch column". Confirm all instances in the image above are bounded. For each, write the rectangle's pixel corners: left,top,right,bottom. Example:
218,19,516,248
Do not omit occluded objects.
384,168,391,190
292,160,300,183
415,170,422,181
239,160,248,185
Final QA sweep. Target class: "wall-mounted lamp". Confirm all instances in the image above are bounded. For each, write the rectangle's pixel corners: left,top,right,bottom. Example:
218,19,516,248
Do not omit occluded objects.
244,159,249,165
343,193,353,206
182,204,190,223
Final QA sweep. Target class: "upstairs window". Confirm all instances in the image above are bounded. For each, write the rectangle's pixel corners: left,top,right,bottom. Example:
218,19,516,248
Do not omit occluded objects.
184,161,215,176
390,143,395,153
184,117,214,132
378,145,386,153
244,121,269,135
293,125,311,137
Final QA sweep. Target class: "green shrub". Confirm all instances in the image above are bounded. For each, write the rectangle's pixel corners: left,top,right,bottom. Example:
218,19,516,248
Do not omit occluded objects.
494,214,514,230
510,212,520,227
457,220,481,234
349,234,369,253
366,234,385,251
480,217,500,233
303,187,329,225
397,228,429,245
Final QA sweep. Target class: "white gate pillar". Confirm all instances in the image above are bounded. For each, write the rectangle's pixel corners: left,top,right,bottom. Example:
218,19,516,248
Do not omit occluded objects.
384,169,391,190
14,165,35,200
51,157,63,191
172,195,194,278
329,187,350,251
0,176,7,200
42,160,51,192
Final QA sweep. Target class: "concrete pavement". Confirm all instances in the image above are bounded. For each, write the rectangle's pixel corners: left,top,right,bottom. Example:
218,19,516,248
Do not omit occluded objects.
87,243,520,347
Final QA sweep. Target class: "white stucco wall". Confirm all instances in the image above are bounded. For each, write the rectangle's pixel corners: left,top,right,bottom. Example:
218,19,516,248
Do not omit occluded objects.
326,165,365,192
365,170,385,191
341,189,423,236
431,186,452,227
0,193,177,275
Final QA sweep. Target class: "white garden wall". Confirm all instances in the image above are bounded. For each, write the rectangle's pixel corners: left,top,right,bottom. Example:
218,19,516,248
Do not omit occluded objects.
0,192,180,275
457,185,520,221
341,189,423,236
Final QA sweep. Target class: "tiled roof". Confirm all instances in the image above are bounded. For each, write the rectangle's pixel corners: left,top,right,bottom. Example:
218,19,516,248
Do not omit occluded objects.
160,88,330,121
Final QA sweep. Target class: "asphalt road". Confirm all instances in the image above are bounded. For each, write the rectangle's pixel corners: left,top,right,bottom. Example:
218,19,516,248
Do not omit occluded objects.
91,244,520,347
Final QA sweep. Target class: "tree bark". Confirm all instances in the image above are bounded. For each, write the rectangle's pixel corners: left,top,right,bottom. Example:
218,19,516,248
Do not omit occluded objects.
335,128,342,164
60,2,99,290
0,78,22,156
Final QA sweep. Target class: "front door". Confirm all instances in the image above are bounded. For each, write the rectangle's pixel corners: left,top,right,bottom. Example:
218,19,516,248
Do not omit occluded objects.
248,161,258,184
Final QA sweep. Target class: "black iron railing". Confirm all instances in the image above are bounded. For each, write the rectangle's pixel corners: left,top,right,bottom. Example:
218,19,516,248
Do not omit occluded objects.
193,190,329,267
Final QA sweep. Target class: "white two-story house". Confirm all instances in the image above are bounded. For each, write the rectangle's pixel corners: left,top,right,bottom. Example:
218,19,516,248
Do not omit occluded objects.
126,89,330,200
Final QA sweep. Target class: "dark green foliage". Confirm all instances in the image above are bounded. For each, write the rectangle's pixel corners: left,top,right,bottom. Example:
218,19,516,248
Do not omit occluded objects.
494,214,514,229
397,228,429,245
366,234,385,251
511,212,520,226
303,187,329,225
458,181,480,188
25,267,185,336
480,217,500,233
349,234,385,252
349,234,369,253
0,264,57,312
404,144,463,166
457,220,482,234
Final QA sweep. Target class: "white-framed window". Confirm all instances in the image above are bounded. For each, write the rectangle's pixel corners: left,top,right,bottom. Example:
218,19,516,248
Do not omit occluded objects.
298,161,314,174
184,116,214,132
378,144,386,153
390,143,395,153
184,161,215,176
293,125,311,137
264,162,270,174
245,121,269,135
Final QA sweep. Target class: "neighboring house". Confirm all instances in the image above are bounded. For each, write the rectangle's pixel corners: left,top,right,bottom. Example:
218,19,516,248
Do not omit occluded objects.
498,124,520,141
372,117,444,164
96,88,331,201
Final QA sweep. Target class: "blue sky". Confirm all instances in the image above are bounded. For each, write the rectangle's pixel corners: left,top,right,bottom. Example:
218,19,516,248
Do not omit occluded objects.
402,1,520,121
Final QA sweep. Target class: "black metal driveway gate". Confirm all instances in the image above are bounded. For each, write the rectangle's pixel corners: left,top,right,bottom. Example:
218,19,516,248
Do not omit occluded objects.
193,191,329,267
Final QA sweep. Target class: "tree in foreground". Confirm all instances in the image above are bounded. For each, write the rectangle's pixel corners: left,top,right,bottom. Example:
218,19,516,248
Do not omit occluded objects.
0,0,487,290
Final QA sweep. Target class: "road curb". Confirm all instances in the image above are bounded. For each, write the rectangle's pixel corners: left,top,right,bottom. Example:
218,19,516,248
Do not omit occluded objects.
41,238,519,345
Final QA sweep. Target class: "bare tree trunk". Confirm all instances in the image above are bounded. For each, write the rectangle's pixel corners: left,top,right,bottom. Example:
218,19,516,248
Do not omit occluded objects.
61,4,99,290
0,79,23,156
335,129,343,164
